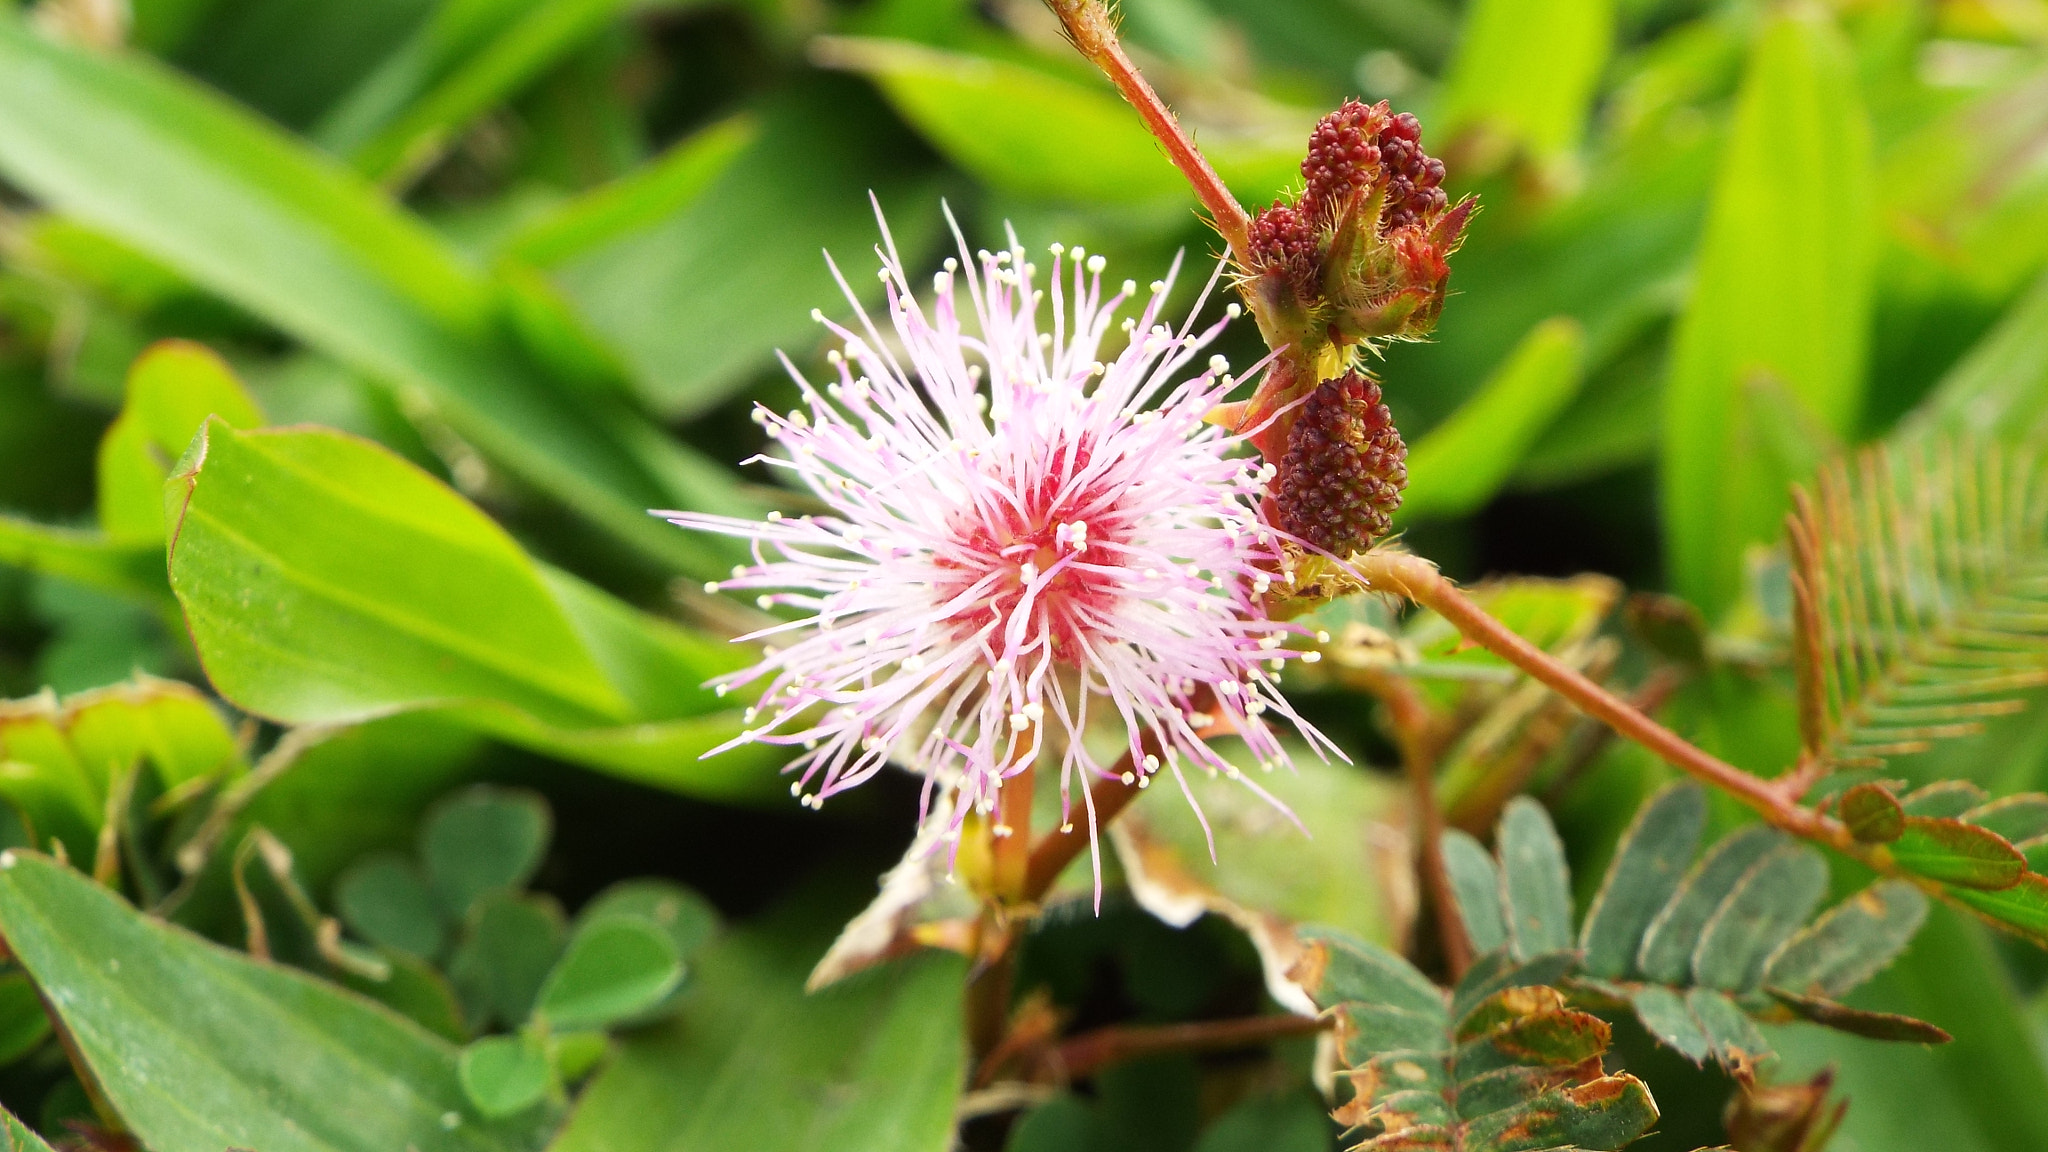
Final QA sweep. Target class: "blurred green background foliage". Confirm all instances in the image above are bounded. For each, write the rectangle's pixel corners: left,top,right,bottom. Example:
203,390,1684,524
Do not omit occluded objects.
0,0,2044,1148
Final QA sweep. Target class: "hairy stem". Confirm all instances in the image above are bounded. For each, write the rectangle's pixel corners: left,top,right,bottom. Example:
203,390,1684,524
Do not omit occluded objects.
1055,1013,1329,1080
1352,552,1840,846
1041,0,1251,261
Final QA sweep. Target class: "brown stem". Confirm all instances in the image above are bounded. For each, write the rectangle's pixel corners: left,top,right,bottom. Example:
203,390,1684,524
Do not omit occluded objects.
1353,552,1840,846
965,928,1019,1061
1024,756,1141,901
1042,0,1252,261
1054,1013,1329,1081
1542,664,1688,806
1404,752,1470,981
1361,669,1471,980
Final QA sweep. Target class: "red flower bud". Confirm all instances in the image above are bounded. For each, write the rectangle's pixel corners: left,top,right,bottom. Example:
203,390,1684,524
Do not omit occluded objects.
1274,370,1407,557
1239,100,1471,356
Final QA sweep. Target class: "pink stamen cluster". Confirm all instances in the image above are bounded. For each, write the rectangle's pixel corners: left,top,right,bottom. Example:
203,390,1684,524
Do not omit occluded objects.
661,211,1337,870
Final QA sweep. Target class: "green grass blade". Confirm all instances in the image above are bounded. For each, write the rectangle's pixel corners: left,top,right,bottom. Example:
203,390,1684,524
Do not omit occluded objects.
1661,9,1875,618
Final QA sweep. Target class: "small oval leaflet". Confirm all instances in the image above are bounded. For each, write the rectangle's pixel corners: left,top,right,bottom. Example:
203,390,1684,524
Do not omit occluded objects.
537,918,684,1031
458,1035,551,1119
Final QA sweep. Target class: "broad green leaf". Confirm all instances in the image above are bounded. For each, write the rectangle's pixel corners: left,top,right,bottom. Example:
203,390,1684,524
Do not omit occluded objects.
1841,782,1905,843
421,786,551,919
97,339,263,544
0,23,725,572
1006,1094,1094,1152
1763,880,1928,999
811,37,1304,209
544,80,945,419
1436,0,1615,163
169,420,627,725
345,0,637,185
337,851,448,961
458,1035,551,1120
1441,829,1509,957
1579,782,1707,979
64,675,240,791
1497,797,1573,960
1662,9,1875,618
551,1030,609,1084
165,421,779,800
550,919,967,1152
1692,842,1828,992
1891,817,2026,890
0,849,546,1151
537,919,683,1030
1398,317,1586,523
1637,825,1784,984
450,891,566,1032
0,676,239,862
0,516,170,605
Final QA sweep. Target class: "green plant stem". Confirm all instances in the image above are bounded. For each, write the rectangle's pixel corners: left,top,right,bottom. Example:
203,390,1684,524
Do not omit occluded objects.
1353,551,1839,845
1054,1013,1329,1080
1040,0,1251,262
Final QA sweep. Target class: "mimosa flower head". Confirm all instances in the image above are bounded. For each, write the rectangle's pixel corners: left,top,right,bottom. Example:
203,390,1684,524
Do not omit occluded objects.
661,207,1339,887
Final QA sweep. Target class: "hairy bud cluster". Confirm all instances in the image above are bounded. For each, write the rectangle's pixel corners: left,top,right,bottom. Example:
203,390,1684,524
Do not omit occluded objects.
1274,370,1407,558
1243,99,1472,350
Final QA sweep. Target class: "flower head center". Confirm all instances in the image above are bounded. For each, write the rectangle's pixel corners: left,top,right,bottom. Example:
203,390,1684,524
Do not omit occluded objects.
936,436,1127,663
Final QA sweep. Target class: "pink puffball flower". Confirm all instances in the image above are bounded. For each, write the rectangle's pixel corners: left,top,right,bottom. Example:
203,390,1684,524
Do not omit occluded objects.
659,211,1338,886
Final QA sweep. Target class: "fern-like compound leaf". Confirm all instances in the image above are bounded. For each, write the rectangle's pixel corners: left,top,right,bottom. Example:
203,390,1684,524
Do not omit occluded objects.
1786,435,2048,771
